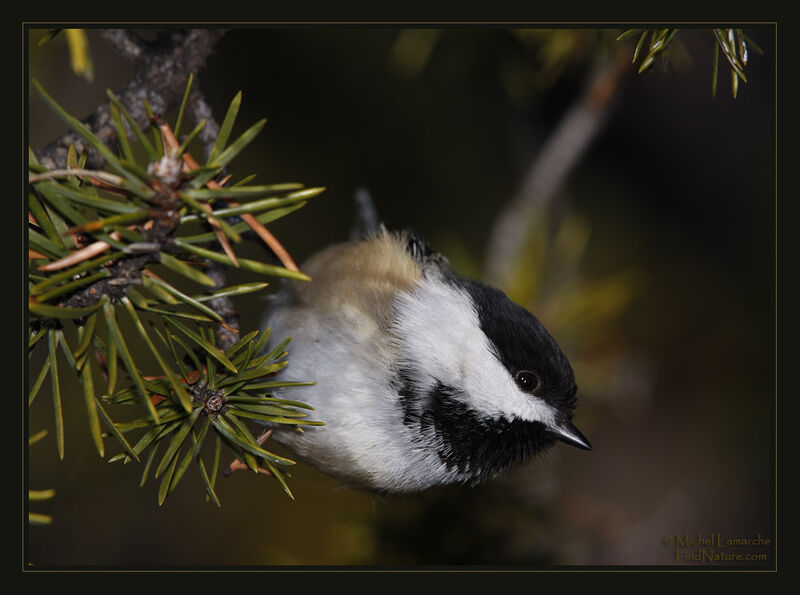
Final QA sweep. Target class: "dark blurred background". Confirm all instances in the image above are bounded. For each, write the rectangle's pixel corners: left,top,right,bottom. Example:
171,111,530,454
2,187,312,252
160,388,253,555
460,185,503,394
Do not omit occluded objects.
27,26,774,567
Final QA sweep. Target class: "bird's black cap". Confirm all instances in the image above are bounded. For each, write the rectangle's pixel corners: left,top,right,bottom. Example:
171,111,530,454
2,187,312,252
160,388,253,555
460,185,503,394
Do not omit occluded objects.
452,275,578,416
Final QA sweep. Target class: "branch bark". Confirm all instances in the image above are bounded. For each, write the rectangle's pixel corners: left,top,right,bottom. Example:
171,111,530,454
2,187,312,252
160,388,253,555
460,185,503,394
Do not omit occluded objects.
188,86,220,162
36,29,226,170
96,29,145,61
205,263,240,351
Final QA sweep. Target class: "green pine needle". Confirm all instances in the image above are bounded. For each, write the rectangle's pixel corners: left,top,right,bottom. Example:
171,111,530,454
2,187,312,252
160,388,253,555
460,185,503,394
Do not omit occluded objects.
121,296,193,412
209,91,242,163
174,73,194,139
29,85,319,505
80,358,105,457
107,90,159,162
164,317,238,373
620,28,757,98
48,333,64,460
103,300,160,424
157,252,216,287
175,118,206,159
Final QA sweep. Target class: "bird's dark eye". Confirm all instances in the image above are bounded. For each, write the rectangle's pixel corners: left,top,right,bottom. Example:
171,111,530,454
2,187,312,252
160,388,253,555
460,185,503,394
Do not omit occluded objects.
515,371,539,393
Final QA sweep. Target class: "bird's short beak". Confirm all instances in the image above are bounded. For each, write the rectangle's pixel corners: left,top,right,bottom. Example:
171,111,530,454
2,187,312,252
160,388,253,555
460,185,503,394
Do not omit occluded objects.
551,420,592,450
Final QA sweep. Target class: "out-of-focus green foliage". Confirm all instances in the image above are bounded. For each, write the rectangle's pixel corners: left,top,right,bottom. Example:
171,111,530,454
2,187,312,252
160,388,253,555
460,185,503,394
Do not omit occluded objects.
65,29,94,82
28,429,54,525
389,29,442,78
447,205,643,405
388,28,763,104
38,29,94,81
618,28,763,97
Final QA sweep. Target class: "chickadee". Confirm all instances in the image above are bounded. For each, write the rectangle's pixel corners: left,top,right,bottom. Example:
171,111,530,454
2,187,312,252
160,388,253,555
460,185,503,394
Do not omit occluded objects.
263,225,591,493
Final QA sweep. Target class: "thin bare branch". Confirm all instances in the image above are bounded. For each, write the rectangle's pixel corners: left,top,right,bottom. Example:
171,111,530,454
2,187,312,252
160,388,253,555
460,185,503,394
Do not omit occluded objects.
484,49,630,288
223,429,273,476
188,86,221,162
224,459,273,476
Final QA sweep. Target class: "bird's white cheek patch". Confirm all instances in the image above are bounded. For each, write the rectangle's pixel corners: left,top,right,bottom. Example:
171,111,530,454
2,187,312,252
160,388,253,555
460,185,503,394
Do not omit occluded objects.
461,350,558,426
392,278,559,427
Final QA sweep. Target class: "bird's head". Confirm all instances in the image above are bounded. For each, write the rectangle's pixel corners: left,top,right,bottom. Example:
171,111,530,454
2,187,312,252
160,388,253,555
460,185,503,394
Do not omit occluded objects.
392,273,590,480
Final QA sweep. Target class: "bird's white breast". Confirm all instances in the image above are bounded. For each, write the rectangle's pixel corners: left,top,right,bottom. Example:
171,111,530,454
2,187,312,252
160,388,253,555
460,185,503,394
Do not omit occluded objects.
259,230,560,491
265,298,456,492
261,232,460,491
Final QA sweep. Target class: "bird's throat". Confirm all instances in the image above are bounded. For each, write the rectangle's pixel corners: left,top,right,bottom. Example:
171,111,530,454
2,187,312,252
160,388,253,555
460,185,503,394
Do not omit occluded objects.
395,374,556,481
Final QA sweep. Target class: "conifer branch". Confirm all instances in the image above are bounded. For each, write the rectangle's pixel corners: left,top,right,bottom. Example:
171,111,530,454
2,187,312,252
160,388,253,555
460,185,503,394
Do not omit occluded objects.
29,69,325,505
36,29,226,171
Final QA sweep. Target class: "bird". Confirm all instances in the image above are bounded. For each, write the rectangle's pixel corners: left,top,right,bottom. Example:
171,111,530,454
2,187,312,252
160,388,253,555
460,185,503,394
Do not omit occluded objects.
263,208,591,494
